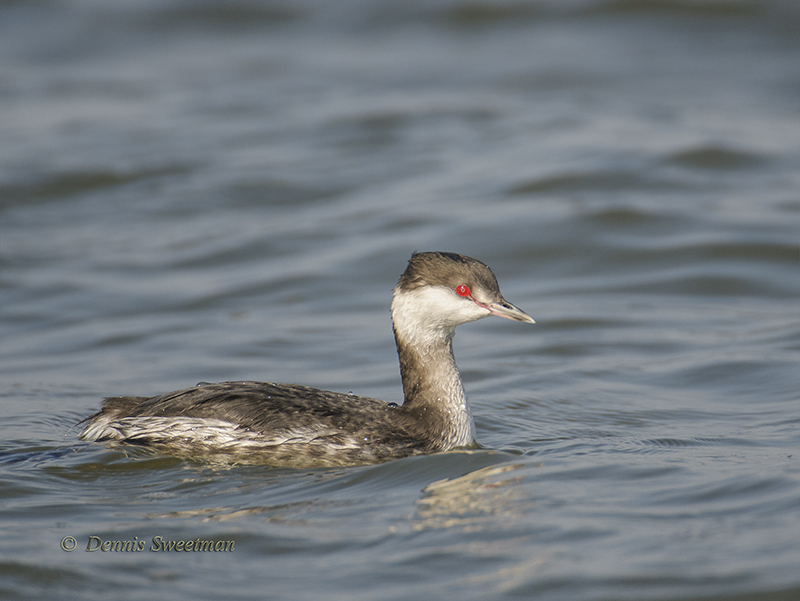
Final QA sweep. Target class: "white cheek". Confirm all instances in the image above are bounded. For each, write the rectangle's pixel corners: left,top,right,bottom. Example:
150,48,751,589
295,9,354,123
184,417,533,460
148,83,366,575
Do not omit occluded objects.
392,286,490,336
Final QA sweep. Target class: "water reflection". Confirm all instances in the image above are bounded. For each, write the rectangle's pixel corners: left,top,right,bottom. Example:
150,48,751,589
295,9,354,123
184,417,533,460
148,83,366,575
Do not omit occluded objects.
412,462,528,531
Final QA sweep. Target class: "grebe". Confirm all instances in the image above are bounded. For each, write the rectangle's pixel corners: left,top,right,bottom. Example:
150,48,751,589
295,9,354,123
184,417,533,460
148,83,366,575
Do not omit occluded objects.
80,252,534,466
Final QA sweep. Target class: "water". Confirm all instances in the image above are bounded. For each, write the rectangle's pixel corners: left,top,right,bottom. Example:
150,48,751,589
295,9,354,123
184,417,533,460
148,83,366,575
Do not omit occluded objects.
1,0,799,599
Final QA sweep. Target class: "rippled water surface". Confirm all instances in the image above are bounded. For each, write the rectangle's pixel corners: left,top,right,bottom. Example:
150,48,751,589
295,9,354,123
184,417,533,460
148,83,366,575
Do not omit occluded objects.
1,1,799,600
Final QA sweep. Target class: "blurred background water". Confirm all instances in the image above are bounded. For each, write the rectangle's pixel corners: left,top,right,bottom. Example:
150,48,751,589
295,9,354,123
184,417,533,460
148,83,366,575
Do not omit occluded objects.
1,1,799,600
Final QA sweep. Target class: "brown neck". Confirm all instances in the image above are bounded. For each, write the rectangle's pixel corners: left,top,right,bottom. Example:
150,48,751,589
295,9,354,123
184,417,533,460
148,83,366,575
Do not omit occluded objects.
393,327,475,449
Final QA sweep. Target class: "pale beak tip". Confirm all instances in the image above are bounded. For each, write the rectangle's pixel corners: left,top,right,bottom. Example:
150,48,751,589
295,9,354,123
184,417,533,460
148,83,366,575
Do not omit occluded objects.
487,300,535,324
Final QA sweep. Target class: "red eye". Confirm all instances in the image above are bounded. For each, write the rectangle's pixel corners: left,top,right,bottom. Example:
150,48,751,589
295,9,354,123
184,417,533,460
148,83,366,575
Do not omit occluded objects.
455,284,471,297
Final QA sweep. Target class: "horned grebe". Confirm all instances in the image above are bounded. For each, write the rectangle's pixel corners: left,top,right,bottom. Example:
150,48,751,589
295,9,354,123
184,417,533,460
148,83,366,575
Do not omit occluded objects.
79,252,534,466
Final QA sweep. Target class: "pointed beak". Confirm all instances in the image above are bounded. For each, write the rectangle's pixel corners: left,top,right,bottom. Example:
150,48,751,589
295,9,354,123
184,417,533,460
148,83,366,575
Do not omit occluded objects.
486,299,535,324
